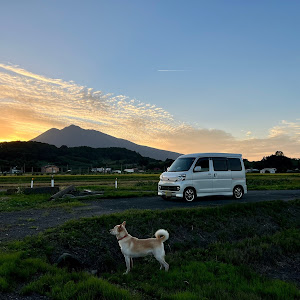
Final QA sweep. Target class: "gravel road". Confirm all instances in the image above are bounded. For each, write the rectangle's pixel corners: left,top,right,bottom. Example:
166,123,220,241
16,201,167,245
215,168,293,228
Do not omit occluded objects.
1,190,299,243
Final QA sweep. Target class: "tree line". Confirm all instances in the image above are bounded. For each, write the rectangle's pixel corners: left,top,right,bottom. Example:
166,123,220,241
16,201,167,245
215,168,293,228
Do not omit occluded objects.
0,142,298,173
0,141,172,173
244,151,300,173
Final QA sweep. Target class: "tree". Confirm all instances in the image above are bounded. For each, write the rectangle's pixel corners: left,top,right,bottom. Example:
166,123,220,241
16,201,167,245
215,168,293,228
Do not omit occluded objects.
263,154,293,173
275,151,284,156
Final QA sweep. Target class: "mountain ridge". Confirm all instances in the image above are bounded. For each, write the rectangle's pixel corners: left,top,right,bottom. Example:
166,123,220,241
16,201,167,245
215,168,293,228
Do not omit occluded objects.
31,125,181,161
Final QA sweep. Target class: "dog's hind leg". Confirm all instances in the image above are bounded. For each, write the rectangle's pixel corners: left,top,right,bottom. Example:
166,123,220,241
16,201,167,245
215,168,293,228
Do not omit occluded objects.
130,258,133,269
154,255,169,271
124,256,131,274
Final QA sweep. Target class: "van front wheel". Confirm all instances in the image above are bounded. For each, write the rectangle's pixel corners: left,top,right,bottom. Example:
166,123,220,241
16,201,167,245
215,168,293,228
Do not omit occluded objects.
233,186,244,199
184,188,196,202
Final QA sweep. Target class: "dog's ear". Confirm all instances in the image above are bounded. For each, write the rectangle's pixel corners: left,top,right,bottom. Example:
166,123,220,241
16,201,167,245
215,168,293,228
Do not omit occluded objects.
122,221,126,227
118,225,122,232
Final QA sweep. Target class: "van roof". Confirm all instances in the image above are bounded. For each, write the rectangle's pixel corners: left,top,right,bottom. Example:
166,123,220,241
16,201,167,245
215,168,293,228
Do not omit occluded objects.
179,153,242,158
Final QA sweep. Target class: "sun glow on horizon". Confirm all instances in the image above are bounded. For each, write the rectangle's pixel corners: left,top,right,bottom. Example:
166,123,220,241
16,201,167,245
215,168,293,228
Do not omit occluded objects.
0,63,299,161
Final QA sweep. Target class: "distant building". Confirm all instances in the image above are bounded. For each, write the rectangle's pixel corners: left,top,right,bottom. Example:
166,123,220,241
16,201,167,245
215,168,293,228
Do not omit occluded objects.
11,167,22,174
112,170,122,174
124,168,135,173
246,168,260,173
91,167,104,173
260,168,276,174
91,167,111,173
42,165,60,173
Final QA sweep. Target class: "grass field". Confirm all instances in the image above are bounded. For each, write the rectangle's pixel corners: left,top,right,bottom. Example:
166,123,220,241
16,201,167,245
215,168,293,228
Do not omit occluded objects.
1,200,299,299
246,173,300,190
0,173,299,189
0,174,160,185
0,173,299,212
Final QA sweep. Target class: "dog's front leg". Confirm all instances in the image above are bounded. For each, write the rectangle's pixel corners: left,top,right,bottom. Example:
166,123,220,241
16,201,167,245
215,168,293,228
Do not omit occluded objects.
124,255,131,275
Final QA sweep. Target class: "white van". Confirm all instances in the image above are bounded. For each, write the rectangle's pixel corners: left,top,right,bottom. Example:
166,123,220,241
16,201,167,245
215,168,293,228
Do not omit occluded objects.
158,153,247,201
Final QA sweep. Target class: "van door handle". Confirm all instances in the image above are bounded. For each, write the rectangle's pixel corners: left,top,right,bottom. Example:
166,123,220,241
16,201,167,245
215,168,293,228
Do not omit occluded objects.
214,173,217,177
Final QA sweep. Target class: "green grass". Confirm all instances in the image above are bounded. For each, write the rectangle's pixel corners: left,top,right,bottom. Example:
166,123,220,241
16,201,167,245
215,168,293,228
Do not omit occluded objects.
1,200,299,299
247,173,300,190
0,186,156,212
0,176,158,212
0,173,160,184
0,173,299,212
0,252,138,299
79,180,158,191
0,192,84,212
1,173,299,190
106,259,299,300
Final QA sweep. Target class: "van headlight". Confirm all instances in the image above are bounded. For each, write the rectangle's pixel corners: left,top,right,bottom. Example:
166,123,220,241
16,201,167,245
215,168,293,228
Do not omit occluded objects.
177,174,186,181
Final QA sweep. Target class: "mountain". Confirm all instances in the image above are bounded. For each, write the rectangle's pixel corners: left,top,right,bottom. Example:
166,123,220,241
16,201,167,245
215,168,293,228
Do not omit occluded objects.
31,125,181,161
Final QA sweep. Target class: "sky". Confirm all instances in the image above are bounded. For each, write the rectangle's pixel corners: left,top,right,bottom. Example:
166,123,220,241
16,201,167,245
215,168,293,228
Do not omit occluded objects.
0,0,299,161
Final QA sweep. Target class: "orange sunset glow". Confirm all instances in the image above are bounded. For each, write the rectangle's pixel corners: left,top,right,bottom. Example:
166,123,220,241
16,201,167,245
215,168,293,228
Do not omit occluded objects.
0,63,299,161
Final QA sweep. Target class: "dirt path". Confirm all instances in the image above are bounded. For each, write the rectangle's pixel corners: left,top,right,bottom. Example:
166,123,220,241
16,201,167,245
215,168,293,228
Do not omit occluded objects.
1,190,300,243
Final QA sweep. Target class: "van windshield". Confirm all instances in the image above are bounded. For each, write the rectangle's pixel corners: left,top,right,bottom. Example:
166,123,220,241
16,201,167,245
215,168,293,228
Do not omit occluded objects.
168,157,195,172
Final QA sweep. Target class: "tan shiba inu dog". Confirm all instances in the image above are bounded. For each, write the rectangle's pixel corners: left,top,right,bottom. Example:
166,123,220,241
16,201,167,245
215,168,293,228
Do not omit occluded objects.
110,221,169,274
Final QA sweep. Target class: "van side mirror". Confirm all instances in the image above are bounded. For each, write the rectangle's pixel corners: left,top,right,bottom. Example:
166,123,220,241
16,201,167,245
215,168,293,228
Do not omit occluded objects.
194,166,201,172
167,167,170,171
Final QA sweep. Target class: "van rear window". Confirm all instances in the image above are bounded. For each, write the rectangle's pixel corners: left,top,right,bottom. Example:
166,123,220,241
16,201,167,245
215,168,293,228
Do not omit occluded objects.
228,158,242,171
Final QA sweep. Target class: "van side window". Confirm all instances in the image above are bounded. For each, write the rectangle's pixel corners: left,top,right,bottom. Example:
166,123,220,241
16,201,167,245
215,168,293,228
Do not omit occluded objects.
194,158,210,172
228,158,242,171
212,158,228,171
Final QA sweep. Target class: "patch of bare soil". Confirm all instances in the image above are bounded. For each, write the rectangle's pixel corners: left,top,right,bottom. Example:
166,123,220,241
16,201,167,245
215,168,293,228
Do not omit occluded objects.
255,254,300,288
0,293,48,300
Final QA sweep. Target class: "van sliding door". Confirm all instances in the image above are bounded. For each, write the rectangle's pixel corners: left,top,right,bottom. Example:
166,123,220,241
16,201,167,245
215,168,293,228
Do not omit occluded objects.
212,158,232,192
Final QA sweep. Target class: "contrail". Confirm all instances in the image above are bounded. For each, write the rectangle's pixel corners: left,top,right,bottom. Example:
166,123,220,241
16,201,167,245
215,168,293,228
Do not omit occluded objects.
157,69,187,72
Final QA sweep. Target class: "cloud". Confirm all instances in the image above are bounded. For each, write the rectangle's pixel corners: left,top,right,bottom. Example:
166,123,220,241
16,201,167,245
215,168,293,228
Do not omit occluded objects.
0,63,299,160
269,120,300,139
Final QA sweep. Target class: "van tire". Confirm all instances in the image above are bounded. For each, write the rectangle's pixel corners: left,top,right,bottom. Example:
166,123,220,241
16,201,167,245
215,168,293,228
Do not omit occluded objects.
233,186,244,199
184,187,196,202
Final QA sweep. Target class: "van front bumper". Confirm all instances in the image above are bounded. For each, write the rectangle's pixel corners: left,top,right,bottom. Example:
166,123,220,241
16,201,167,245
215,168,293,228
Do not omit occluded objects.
158,182,184,198
158,191,183,198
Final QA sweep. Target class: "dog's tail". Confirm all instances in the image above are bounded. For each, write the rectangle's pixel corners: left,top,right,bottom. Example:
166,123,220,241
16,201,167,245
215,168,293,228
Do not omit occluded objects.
155,229,169,242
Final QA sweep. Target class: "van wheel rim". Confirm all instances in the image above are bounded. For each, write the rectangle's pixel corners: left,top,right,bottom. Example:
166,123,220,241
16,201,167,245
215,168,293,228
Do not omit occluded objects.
234,187,243,199
185,189,195,201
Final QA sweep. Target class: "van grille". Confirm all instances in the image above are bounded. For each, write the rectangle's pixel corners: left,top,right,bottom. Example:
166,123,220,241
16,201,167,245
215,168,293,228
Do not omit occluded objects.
160,186,179,191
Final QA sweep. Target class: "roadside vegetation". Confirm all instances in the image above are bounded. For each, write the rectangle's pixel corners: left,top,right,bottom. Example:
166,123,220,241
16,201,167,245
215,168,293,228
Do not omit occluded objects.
0,200,299,299
0,173,299,189
246,173,300,190
0,173,299,212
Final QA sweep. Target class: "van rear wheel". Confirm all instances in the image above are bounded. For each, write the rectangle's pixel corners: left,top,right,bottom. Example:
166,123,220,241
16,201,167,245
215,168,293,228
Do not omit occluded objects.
184,188,196,202
233,186,244,199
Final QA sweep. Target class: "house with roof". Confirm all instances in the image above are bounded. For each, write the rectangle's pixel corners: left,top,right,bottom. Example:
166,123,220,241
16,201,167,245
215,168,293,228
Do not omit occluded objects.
42,165,60,173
